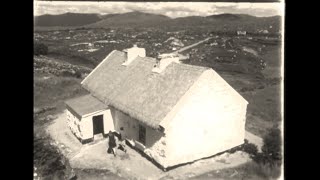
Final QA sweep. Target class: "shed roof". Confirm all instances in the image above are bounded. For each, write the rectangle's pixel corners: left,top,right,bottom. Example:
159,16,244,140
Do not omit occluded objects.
65,94,108,118
81,50,209,128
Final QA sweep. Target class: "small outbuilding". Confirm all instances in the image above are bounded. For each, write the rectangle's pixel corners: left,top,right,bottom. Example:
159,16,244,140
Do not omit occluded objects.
65,94,115,143
65,45,248,170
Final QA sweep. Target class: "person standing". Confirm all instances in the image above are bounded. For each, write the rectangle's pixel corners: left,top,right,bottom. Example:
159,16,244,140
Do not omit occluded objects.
108,131,117,157
118,127,127,153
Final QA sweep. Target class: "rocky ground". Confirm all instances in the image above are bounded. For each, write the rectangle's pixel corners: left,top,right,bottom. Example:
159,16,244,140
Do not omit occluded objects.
34,55,92,78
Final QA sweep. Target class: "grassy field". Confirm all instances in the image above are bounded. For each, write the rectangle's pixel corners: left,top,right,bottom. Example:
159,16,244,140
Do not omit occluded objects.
191,161,282,180
243,84,281,137
34,73,87,116
261,44,282,78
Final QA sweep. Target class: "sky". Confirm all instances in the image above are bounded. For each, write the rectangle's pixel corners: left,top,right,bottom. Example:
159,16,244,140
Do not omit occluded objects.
34,1,284,18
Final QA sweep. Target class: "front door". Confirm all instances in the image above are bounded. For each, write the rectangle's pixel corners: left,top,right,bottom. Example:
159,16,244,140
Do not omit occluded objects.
93,115,104,135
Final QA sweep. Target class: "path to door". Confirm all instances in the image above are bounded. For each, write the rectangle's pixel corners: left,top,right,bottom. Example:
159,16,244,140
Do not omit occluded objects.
46,111,82,159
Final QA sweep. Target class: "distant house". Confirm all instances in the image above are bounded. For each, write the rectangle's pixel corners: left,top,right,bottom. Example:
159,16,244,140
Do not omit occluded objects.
237,31,247,36
164,37,184,47
258,29,269,34
210,42,218,46
65,45,248,170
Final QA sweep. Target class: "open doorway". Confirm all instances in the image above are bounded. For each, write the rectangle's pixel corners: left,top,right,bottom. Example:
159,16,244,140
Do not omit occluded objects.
93,115,104,135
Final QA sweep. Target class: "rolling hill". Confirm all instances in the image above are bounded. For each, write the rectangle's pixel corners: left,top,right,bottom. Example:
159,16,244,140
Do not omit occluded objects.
34,11,281,33
169,14,280,33
34,12,102,27
87,11,172,28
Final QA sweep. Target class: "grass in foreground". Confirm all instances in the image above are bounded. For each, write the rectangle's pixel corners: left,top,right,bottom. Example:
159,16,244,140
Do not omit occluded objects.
192,161,282,180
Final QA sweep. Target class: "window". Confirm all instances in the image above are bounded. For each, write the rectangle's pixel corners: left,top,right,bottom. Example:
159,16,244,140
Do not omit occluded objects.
138,124,146,145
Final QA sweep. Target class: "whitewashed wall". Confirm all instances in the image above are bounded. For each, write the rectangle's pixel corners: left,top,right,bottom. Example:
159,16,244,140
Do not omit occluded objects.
163,69,247,167
111,108,139,140
79,116,93,140
110,108,167,165
145,131,167,167
66,109,82,139
103,109,115,133
81,109,114,140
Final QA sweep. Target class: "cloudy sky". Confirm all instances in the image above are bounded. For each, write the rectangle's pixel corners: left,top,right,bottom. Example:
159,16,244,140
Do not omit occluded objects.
34,1,284,18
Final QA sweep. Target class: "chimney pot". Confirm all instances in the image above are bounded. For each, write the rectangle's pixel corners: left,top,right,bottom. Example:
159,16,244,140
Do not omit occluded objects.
152,53,180,73
122,45,146,66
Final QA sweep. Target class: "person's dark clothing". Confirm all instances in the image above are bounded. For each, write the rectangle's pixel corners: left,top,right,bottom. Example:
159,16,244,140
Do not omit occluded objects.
108,133,117,148
117,132,127,153
107,132,117,156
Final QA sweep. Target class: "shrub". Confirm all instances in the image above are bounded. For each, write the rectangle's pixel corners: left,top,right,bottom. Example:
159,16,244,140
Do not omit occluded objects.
253,127,282,168
227,139,258,155
34,42,48,56
74,70,82,78
34,137,68,177
261,127,282,162
243,143,258,157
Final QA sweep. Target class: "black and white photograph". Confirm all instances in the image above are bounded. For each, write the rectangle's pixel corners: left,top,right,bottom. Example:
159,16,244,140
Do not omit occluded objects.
34,0,284,179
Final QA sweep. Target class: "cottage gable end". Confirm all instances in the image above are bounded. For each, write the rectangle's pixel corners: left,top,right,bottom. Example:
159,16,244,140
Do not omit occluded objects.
160,69,248,166
160,69,248,130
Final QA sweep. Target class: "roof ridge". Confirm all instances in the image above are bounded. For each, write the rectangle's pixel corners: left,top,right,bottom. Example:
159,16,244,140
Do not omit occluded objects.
136,56,210,72
135,56,155,62
126,54,210,72
171,62,210,71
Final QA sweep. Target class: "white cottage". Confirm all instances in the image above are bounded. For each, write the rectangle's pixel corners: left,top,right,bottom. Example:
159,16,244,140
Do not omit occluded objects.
65,45,248,170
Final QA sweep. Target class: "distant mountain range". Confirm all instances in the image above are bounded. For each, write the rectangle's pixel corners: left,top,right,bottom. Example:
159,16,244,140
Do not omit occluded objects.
34,11,281,33
34,12,101,27
89,11,171,28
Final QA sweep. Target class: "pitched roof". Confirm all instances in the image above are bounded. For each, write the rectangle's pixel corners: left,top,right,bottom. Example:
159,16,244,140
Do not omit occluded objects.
65,94,108,118
81,50,209,128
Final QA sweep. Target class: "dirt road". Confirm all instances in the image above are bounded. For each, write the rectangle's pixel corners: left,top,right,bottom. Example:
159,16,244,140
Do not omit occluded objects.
173,37,212,54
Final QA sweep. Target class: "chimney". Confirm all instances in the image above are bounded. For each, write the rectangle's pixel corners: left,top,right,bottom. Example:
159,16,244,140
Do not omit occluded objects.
122,44,146,66
152,53,180,73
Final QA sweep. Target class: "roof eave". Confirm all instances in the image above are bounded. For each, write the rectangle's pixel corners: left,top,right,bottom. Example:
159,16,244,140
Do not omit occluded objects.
65,104,83,119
